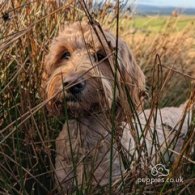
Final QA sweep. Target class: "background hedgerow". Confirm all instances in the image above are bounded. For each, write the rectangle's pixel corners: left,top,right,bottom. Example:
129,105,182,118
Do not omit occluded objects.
0,1,194,194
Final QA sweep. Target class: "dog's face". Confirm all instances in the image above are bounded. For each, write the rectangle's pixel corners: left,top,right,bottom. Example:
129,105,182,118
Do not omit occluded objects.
42,22,145,116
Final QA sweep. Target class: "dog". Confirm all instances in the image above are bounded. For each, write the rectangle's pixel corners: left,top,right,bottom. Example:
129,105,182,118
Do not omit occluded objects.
42,21,193,193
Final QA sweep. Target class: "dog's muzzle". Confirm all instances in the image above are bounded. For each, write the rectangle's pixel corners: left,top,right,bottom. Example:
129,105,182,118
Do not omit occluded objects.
46,75,89,115
63,79,86,95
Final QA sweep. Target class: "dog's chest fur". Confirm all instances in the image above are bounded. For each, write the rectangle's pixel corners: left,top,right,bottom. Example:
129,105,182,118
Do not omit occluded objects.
55,114,122,190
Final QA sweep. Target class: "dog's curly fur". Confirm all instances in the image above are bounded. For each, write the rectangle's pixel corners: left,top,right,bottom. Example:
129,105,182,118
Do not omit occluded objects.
42,22,145,114
42,22,192,193
42,21,145,192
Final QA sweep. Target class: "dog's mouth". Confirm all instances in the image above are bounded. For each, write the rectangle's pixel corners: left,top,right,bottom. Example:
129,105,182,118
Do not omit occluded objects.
51,95,82,115
65,96,80,103
50,95,102,117
55,95,80,107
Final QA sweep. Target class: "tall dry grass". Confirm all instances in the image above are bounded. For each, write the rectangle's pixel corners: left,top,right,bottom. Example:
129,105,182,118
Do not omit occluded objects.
0,0,194,194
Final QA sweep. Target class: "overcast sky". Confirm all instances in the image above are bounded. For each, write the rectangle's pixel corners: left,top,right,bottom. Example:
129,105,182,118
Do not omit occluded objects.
136,0,195,8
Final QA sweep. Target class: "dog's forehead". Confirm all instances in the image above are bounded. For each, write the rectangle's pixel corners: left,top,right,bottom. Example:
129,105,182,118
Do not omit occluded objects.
56,23,114,51
57,29,99,50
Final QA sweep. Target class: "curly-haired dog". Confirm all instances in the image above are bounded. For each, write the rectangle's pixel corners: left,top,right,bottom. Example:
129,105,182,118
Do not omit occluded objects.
42,22,193,193
42,21,145,192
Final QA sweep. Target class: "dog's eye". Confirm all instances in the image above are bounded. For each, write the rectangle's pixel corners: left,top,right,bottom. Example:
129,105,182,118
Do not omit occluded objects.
94,52,106,62
61,51,71,60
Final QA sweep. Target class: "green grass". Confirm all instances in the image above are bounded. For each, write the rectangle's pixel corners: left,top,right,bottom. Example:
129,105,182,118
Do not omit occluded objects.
119,15,195,33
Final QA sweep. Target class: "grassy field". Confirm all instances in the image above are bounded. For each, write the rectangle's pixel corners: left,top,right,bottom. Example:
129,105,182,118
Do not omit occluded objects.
121,15,195,32
119,14,195,107
0,1,195,195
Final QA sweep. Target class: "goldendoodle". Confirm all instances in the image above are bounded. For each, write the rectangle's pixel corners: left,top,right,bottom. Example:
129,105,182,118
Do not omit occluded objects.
42,21,192,193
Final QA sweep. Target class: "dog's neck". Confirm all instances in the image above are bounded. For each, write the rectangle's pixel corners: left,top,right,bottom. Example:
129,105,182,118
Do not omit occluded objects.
55,113,124,189
69,113,112,141
74,111,123,130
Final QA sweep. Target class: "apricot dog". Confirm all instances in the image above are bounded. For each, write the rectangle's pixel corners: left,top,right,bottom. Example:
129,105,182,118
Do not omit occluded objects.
42,22,192,193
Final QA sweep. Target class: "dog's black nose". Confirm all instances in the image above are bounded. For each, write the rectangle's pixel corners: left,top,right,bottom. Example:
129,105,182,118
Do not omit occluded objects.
63,80,86,95
69,82,85,94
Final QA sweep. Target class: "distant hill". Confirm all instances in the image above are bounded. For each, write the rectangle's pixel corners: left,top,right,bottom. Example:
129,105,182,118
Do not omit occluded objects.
135,4,195,15
92,2,195,15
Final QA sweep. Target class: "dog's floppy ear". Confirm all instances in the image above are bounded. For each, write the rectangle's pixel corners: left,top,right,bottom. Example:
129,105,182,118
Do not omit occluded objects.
117,39,145,111
40,36,62,100
102,30,145,111
96,29,145,114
